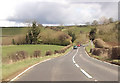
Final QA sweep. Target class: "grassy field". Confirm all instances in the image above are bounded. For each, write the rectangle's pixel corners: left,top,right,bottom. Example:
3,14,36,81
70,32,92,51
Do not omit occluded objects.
2,45,64,59
62,26,92,44
2,28,29,36
2,44,70,80
63,26,91,34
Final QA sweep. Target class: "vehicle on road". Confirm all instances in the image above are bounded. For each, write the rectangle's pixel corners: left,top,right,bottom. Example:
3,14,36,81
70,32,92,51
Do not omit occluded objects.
77,44,81,47
73,46,78,49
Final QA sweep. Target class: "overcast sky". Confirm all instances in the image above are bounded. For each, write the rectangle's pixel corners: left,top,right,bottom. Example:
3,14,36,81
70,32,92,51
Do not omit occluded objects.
0,0,119,26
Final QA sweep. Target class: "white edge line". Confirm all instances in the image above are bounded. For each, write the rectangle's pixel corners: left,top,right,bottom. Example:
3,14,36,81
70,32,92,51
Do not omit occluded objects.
10,58,51,82
81,69,92,79
84,47,118,67
73,59,76,64
10,50,72,82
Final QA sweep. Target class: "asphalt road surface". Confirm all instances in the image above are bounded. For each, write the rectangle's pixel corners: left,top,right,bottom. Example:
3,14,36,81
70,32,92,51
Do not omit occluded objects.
14,46,119,82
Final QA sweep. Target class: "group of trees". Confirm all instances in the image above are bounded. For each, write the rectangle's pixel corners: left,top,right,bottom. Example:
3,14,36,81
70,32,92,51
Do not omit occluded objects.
86,17,114,26
39,29,72,46
25,22,40,44
12,22,72,46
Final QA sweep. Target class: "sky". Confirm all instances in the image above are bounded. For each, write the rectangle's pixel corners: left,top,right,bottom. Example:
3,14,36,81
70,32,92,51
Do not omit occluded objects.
0,0,119,27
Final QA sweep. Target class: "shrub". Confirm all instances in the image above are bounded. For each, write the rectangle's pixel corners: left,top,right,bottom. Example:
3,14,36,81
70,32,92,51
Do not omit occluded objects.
9,51,28,62
109,46,120,59
12,39,15,45
33,50,41,58
68,30,76,42
60,49,66,53
93,38,110,49
45,50,53,56
54,44,72,54
89,28,97,41
54,50,59,54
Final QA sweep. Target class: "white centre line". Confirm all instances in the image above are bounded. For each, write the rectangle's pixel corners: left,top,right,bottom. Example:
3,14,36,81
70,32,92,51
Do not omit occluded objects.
72,48,93,79
80,69,92,79
75,64,80,68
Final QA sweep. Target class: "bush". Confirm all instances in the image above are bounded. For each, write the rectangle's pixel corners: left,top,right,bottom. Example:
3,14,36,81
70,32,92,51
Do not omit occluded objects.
12,39,15,45
45,50,53,56
109,46,120,59
54,50,59,54
89,28,97,41
9,51,28,62
68,30,76,42
91,48,109,57
33,50,41,58
93,38,110,49
54,44,72,54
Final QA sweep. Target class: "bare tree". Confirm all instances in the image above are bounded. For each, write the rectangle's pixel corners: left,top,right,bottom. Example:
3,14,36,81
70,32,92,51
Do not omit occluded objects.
92,20,98,25
99,16,109,25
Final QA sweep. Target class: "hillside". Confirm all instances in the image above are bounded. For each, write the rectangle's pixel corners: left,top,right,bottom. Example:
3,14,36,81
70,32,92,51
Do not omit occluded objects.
95,22,119,46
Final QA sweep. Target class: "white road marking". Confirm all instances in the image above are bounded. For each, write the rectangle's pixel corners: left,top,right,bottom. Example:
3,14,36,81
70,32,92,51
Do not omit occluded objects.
9,50,72,82
95,79,98,81
72,48,93,79
75,64,79,68
80,69,92,79
73,59,76,64
10,58,51,82
84,47,118,67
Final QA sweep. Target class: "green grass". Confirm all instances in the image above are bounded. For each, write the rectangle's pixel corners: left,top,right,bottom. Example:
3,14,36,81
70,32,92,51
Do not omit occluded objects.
2,28,29,36
63,26,91,34
63,26,92,44
2,55,56,80
2,45,64,58
96,22,118,43
2,46,72,81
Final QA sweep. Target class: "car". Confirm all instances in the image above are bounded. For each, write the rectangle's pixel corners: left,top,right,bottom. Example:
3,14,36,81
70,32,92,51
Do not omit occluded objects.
73,46,78,49
77,44,81,47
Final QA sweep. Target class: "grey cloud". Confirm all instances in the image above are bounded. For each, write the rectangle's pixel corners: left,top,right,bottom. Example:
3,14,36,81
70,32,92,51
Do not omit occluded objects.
7,1,118,24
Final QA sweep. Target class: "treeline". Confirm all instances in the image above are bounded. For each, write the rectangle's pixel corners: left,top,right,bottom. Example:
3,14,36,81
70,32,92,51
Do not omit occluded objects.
1,27,28,28
12,22,72,46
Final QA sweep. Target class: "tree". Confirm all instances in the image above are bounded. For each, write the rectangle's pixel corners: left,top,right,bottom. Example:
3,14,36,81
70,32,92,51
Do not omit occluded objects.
68,31,76,42
99,16,109,25
92,20,98,25
89,28,97,41
12,39,15,45
26,21,40,44
109,18,114,23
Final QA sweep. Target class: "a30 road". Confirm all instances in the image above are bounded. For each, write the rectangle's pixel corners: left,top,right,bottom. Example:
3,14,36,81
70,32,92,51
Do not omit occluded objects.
14,47,118,82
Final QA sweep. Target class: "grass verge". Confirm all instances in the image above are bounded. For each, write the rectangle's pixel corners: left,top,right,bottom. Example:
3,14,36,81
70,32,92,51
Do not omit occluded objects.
2,46,72,81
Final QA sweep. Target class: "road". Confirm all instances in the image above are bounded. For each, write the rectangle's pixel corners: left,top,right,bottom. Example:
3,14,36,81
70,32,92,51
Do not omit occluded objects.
14,47,119,82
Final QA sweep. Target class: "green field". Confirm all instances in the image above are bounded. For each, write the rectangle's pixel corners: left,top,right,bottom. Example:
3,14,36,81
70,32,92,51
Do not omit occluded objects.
2,28,29,36
63,26,91,34
2,44,69,80
2,45,64,59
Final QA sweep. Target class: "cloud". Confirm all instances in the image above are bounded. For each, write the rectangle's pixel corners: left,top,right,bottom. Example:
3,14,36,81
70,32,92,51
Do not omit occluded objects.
4,0,118,24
